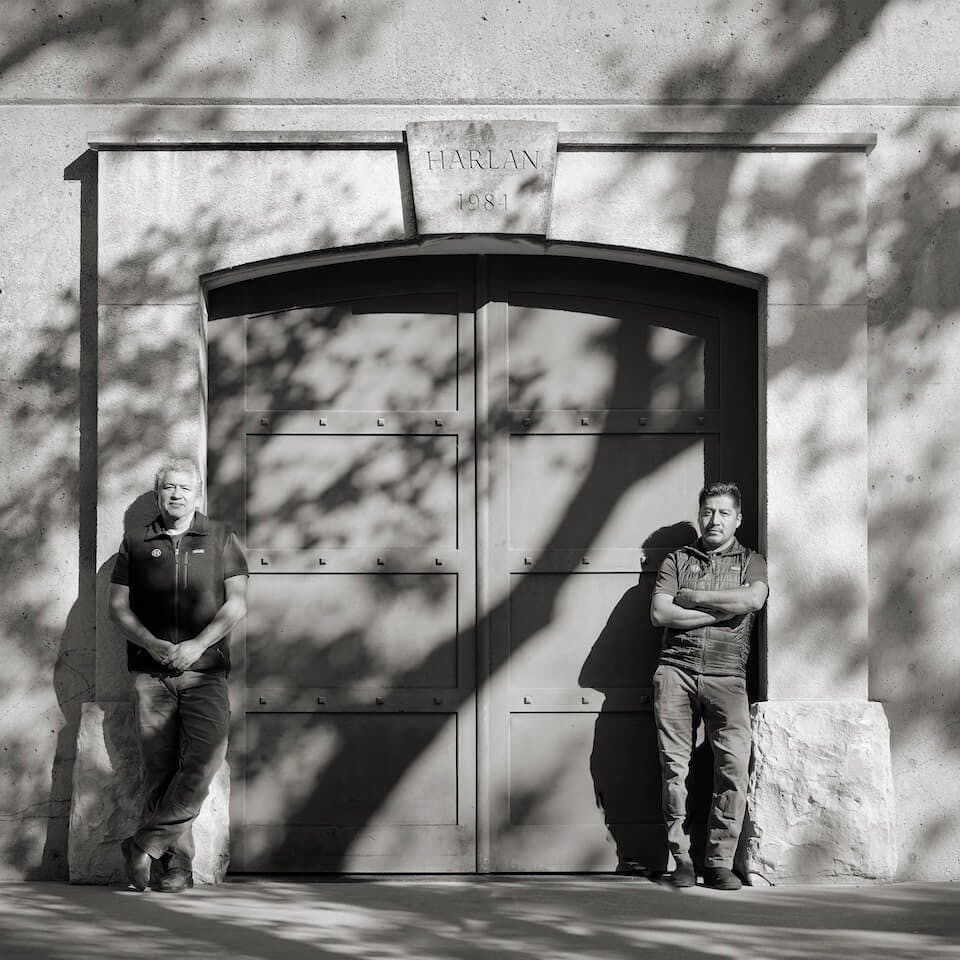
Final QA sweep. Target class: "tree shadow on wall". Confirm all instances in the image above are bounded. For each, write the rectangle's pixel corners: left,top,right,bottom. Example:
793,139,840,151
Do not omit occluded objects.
13,0,960,886
0,0,391,127
25,151,101,879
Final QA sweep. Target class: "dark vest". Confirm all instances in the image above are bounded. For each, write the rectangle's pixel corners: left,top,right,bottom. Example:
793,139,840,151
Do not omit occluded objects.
659,539,759,677
115,512,245,674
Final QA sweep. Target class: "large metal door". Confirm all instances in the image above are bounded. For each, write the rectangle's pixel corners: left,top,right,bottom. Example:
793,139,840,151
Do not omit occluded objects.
207,254,757,874
481,257,757,872
207,259,478,872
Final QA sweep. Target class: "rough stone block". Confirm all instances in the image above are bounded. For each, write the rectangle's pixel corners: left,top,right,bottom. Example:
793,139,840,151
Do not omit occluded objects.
745,701,897,883
68,701,230,885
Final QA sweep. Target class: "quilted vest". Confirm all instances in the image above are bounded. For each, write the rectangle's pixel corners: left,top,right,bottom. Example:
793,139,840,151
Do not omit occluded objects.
659,539,759,677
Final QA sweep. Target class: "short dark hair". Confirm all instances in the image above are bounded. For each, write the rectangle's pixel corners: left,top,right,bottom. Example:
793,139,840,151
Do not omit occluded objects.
698,481,741,511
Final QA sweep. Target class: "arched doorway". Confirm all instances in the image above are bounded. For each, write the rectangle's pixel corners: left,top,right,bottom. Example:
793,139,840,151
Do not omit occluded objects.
206,253,759,873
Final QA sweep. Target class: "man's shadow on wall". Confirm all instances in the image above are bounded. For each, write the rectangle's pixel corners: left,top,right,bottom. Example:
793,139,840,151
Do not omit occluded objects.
579,521,720,878
40,492,158,878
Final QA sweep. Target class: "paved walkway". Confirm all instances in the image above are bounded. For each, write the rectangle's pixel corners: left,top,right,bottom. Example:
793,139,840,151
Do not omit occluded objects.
1,877,958,959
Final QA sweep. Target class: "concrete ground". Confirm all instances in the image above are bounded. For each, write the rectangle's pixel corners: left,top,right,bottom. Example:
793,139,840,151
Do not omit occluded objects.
0,877,957,959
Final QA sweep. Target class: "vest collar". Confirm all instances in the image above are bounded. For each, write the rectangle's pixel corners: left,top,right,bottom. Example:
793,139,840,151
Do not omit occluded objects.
682,537,747,561
144,511,210,541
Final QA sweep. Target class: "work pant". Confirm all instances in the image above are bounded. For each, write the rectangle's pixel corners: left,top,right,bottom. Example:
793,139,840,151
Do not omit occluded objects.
131,669,230,869
653,663,752,868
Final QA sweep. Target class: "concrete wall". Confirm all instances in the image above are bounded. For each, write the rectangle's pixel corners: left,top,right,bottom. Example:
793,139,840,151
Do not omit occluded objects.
1,0,959,880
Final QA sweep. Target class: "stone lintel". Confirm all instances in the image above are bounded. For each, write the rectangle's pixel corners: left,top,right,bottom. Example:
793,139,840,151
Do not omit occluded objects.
745,700,897,884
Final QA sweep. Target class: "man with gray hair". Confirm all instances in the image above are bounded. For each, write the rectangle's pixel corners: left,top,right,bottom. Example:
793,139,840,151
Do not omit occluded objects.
109,457,248,892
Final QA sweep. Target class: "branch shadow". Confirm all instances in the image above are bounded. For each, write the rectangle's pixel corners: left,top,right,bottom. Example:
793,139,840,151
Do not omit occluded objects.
205,255,758,873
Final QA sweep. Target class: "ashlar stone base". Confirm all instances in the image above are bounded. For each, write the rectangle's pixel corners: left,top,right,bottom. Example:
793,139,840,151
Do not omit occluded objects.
68,701,230,885
744,700,897,883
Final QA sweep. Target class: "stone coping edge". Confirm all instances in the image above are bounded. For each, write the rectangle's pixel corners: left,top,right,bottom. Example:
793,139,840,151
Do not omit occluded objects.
87,130,877,152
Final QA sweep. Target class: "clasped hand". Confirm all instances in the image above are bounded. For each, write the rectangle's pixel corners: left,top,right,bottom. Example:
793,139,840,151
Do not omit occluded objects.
149,637,205,673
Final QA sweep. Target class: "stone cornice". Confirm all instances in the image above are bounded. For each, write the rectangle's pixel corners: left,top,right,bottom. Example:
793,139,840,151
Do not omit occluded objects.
88,130,877,152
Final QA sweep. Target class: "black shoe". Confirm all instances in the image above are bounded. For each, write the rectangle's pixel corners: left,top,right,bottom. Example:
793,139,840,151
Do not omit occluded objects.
702,866,742,890
120,837,151,891
156,866,194,893
670,856,697,888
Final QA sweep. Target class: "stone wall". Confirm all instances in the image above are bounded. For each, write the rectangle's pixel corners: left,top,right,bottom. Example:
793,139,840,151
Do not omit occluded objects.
67,127,881,884
1,0,959,880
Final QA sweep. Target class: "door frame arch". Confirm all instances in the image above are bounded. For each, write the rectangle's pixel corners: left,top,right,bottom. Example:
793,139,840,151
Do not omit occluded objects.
203,247,763,873
201,235,766,298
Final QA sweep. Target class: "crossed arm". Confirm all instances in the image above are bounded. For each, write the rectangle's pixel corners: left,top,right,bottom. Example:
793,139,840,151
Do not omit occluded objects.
650,581,768,629
108,575,248,672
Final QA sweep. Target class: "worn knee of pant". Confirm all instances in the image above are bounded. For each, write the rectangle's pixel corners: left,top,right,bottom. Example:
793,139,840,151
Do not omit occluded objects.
711,724,751,790
714,756,749,797
174,747,226,800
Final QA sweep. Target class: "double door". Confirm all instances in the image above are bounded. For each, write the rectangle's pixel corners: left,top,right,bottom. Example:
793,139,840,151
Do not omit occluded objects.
206,254,757,872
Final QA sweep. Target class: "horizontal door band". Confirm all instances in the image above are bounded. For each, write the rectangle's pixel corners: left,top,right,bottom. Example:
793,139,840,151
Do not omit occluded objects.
247,689,471,712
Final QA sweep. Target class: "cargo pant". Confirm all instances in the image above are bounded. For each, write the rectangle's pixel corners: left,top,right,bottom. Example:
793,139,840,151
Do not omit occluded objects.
653,663,752,868
131,669,230,869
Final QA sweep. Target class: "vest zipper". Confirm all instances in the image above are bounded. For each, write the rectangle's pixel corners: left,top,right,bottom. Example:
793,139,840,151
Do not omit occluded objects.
699,554,710,672
173,536,181,642
183,548,190,642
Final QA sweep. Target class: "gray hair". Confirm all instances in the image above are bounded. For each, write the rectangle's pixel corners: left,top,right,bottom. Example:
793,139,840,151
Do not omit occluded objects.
154,457,202,495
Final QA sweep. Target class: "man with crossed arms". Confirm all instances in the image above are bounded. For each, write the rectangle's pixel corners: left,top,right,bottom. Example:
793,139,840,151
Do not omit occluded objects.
650,481,768,890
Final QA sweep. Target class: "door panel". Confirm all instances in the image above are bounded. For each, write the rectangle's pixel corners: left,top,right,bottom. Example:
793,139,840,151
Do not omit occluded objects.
244,433,460,550
208,258,477,873
242,713,463,871
506,295,716,411
244,574,459,687
507,573,653,690
507,434,715,550
483,257,757,872
244,295,460,412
